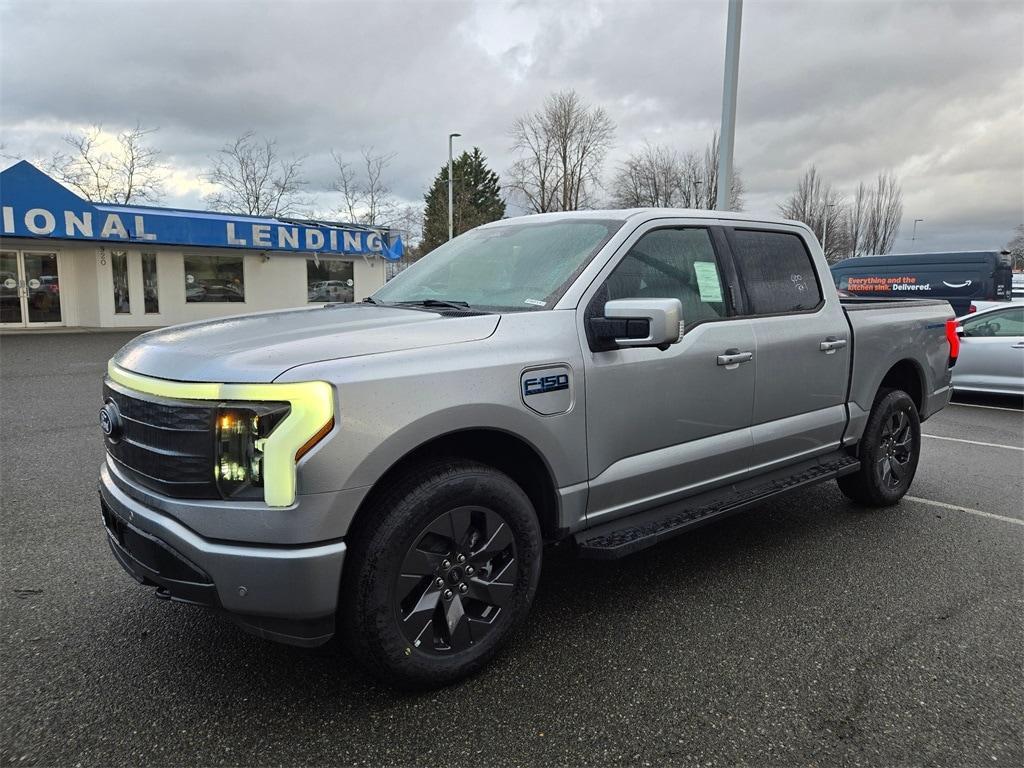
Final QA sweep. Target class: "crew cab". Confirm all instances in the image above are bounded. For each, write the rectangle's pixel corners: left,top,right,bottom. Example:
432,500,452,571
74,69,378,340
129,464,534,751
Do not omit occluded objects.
98,209,957,687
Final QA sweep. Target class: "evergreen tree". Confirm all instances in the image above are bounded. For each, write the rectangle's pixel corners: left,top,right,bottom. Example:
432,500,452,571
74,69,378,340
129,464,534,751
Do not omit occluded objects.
421,147,505,254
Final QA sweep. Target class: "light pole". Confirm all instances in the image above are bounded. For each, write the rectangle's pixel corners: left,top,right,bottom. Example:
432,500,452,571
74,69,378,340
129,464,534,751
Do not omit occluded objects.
912,218,924,242
448,132,461,241
716,0,743,211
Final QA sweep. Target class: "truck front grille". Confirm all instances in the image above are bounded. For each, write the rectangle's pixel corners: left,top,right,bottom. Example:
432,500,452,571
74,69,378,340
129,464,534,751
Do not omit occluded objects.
102,380,218,499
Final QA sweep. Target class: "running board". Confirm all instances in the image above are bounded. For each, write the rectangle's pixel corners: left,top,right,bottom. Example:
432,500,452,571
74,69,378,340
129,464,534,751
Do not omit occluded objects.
575,451,860,560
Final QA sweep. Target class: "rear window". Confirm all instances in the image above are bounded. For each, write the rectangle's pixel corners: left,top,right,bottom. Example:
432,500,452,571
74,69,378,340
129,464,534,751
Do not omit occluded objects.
730,230,822,314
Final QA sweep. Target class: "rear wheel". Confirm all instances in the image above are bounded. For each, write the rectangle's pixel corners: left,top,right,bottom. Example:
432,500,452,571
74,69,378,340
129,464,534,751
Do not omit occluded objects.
340,460,542,688
838,389,921,506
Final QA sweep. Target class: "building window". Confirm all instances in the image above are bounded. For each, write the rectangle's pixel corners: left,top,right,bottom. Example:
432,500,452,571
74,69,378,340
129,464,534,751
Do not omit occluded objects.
111,250,131,314
307,259,355,303
141,252,159,314
184,254,245,303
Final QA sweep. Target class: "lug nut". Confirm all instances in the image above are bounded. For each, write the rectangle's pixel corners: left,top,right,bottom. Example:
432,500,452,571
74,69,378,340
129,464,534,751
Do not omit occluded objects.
435,577,444,588
458,583,468,594
443,589,454,600
466,566,474,575
456,554,466,563
441,559,451,569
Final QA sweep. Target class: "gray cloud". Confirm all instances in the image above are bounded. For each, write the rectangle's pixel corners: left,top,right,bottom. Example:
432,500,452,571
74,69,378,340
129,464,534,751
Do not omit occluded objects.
1,0,1020,251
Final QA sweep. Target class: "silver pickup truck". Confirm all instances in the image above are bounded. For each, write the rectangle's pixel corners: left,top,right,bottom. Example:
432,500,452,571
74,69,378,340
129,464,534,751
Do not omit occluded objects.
99,209,958,687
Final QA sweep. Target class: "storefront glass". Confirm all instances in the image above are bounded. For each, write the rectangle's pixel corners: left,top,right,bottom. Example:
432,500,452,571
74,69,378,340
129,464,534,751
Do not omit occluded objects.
184,254,245,302
111,250,130,314
306,259,355,303
141,252,159,313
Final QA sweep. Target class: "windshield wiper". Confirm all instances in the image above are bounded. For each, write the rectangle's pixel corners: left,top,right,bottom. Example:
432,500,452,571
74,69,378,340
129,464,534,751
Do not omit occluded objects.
362,296,378,304
395,298,473,310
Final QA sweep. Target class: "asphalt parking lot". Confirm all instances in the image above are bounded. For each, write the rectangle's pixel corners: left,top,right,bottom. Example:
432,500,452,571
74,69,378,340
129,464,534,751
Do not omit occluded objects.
2,332,1022,767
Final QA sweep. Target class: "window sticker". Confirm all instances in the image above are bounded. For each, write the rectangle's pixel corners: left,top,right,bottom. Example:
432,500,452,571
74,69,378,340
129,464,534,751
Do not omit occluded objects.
524,298,546,307
693,262,723,302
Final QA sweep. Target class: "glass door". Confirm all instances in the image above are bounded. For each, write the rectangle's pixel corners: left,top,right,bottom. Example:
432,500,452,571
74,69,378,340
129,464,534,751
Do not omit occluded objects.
1,251,24,325
0,251,63,327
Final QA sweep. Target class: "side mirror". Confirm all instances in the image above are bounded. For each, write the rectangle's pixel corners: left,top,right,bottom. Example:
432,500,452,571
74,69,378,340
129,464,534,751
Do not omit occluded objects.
955,324,965,336
590,298,683,349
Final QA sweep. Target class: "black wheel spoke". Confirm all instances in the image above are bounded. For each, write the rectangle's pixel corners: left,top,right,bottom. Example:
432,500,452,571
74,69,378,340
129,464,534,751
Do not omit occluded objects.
471,518,513,562
401,547,445,576
889,456,906,482
466,575,515,607
448,507,474,549
443,594,472,650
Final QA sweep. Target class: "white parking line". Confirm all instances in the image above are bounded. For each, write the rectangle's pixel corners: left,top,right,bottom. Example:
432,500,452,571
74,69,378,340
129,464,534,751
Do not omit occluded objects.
903,496,1024,527
922,433,1023,451
950,401,1023,413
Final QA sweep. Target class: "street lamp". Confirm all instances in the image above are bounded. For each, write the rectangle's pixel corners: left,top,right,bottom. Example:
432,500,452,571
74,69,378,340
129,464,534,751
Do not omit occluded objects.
448,133,461,241
912,218,924,242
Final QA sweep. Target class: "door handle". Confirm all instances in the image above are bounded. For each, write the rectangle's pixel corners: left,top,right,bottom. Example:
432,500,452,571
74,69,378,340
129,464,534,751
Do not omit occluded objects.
1012,341,1024,349
717,349,753,367
819,337,848,353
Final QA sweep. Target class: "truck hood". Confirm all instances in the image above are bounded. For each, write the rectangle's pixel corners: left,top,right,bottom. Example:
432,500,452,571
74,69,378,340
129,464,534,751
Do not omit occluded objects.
112,304,500,383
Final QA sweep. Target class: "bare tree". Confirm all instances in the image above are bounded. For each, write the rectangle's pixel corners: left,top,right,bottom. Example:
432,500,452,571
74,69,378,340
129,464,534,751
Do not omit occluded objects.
1005,224,1024,271
779,165,847,262
204,132,306,217
612,142,686,208
508,90,615,212
697,131,744,211
331,147,398,226
862,171,903,255
844,181,869,258
46,123,165,204
610,133,744,211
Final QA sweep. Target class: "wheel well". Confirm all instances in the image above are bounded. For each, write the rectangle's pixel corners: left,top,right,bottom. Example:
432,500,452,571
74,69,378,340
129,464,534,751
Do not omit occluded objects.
351,429,561,540
879,359,924,413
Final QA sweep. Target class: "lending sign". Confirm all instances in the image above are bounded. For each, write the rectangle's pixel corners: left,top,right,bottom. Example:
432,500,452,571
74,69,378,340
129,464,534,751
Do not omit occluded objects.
0,161,404,260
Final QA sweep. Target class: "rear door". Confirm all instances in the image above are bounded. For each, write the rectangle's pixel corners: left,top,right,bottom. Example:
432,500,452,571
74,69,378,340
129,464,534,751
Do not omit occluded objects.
725,227,851,470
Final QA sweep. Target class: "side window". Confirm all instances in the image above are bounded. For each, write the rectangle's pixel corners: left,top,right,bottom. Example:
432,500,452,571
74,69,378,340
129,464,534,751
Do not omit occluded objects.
730,229,823,314
601,228,728,327
962,308,1024,337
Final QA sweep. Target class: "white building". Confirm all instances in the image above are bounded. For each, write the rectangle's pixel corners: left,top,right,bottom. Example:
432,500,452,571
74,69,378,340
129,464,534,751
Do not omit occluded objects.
0,162,396,331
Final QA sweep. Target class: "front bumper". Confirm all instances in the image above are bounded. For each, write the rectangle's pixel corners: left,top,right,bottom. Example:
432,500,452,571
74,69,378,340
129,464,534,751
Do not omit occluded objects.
99,462,346,646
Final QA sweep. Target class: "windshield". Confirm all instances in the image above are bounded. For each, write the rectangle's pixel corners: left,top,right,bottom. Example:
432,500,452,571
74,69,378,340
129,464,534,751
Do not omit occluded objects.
372,218,622,311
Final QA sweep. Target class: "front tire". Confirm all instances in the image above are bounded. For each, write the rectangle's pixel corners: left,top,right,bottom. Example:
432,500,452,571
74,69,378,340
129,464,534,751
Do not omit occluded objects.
340,460,542,689
838,389,921,506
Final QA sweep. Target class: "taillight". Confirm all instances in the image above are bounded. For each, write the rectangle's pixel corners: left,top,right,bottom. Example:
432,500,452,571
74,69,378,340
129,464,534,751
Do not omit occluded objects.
945,319,960,367
968,304,977,313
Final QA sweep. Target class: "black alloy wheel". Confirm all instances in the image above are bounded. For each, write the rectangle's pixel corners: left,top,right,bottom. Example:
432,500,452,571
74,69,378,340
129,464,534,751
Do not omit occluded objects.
838,388,921,506
396,506,518,654
875,408,914,489
341,460,542,688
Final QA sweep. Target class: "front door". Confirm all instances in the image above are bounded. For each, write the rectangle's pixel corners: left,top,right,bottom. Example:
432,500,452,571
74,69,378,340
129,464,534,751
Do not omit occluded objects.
581,223,756,525
0,251,63,327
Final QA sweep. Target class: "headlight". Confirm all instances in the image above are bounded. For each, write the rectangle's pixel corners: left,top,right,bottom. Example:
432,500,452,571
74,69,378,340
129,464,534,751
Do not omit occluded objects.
214,403,290,499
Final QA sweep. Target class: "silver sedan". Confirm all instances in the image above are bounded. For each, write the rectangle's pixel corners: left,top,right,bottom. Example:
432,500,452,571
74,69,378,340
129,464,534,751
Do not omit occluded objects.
953,304,1024,395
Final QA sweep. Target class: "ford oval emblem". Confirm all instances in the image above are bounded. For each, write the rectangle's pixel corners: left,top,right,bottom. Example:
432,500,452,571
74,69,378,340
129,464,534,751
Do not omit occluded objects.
99,401,123,442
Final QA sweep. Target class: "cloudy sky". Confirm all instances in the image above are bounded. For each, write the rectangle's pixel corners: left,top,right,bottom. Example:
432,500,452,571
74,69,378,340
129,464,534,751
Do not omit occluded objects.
1,0,1021,251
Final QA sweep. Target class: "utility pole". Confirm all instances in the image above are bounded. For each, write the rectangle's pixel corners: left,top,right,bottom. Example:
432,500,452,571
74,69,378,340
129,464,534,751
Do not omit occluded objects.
448,133,461,241
716,0,743,211
912,218,924,242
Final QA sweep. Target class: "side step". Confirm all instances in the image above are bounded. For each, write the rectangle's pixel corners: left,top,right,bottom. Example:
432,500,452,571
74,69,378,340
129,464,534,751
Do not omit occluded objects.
575,450,860,560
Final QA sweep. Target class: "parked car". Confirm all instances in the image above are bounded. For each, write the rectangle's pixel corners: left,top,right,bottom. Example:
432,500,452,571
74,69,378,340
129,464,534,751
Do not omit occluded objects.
99,209,956,687
831,250,1014,315
952,304,1024,395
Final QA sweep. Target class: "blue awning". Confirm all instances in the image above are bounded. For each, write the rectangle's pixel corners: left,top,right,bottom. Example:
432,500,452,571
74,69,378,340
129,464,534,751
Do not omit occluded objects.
0,161,403,260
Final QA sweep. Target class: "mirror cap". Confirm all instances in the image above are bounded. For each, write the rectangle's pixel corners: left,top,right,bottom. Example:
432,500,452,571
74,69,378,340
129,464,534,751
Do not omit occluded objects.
605,298,683,348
